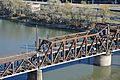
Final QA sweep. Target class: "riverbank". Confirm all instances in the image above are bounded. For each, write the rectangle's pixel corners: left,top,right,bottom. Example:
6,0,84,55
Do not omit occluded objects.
0,1,98,31
0,16,89,32
1,15,120,33
1,1,120,31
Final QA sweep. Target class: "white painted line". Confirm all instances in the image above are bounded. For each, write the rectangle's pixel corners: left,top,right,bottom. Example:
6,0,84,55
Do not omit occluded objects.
112,49,120,52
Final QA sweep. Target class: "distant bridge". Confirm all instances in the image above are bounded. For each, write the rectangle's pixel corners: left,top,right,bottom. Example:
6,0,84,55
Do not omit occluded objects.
0,23,120,79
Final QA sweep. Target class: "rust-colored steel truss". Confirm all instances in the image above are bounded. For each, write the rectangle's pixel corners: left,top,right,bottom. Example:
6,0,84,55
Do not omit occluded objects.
0,23,120,79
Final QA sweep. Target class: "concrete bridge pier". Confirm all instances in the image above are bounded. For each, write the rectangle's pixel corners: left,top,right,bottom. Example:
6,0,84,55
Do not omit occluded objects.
94,53,112,66
27,70,43,80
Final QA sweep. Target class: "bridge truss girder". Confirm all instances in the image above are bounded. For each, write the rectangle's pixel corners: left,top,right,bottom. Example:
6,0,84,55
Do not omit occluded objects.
0,23,120,79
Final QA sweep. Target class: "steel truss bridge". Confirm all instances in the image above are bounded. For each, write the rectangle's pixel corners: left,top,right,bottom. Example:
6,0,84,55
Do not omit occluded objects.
0,23,120,79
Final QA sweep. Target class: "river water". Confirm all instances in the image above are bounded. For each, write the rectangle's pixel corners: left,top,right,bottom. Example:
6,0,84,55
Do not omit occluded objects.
0,19,120,80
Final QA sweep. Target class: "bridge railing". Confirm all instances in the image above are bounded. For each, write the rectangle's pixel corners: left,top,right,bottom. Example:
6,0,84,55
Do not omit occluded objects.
0,23,120,79
37,23,120,66
0,51,38,79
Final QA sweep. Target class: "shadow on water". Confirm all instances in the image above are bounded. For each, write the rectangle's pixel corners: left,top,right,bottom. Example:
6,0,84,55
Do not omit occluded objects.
4,52,120,80
42,57,94,72
112,64,120,67
41,52,120,80
43,62,112,80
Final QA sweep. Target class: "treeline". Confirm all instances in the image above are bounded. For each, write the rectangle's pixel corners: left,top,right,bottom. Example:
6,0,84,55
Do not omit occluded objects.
0,0,31,17
0,0,110,28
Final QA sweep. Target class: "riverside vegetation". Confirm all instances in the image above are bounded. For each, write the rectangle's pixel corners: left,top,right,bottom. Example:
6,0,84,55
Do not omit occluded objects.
0,0,116,30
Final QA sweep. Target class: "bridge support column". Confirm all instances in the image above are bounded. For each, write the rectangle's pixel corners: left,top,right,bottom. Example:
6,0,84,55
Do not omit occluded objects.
27,70,43,80
94,54,111,66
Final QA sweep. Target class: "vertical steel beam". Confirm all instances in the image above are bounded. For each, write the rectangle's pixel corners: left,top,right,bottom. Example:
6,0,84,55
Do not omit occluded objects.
85,37,88,56
36,25,38,50
74,39,77,58
51,44,53,64
63,41,65,61
106,26,110,55
96,35,98,53
115,0,117,4
92,0,94,4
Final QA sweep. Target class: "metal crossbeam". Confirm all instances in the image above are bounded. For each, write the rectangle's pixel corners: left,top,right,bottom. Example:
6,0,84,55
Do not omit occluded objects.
0,23,120,79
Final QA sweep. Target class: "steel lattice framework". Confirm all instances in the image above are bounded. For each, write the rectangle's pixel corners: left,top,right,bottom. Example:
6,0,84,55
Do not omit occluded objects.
0,23,120,79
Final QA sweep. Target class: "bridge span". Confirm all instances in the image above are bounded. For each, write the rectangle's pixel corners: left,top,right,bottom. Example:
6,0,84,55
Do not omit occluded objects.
0,23,120,80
